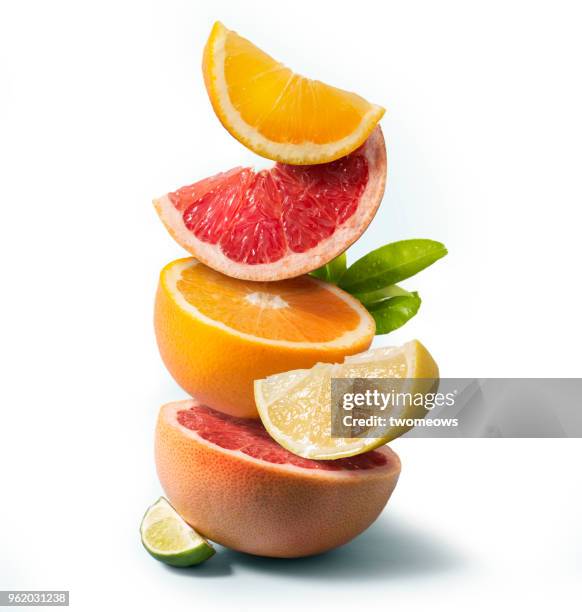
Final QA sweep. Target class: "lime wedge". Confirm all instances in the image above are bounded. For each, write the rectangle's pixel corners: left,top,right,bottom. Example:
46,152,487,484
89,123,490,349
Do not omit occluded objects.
140,497,215,567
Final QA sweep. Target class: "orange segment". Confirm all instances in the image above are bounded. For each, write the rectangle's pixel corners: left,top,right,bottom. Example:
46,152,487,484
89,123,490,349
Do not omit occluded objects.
203,21,385,164
178,264,362,342
154,258,375,418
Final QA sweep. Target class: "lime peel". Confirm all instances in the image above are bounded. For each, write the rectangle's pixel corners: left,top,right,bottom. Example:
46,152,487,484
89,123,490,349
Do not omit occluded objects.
140,497,215,567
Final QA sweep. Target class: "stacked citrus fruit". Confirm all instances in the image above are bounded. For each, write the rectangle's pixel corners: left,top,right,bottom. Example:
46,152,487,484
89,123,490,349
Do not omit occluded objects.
142,21,440,563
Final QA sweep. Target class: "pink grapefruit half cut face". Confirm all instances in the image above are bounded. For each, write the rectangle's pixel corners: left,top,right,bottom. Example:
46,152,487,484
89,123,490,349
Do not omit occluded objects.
155,399,400,558
154,127,387,281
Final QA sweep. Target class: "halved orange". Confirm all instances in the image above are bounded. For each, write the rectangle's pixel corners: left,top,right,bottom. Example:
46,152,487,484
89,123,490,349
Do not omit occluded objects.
154,258,375,417
202,21,385,165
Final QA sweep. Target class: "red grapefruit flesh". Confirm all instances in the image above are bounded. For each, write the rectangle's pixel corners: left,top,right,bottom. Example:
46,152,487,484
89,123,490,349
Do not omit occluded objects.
155,399,401,558
154,127,386,281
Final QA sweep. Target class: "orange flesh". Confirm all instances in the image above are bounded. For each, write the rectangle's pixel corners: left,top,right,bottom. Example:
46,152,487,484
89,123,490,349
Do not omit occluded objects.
224,32,373,144
177,264,362,342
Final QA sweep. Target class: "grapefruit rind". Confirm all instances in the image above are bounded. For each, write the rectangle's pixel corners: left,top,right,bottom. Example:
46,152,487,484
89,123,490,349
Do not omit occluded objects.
203,21,386,165
254,340,440,460
153,127,386,282
155,399,401,557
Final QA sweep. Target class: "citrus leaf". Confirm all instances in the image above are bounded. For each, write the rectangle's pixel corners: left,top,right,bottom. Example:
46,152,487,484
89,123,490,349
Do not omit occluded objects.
310,253,347,285
354,284,412,308
367,292,422,335
339,240,447,293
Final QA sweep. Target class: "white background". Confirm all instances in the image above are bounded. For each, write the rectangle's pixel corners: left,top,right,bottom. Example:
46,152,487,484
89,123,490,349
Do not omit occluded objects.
1,0,581,610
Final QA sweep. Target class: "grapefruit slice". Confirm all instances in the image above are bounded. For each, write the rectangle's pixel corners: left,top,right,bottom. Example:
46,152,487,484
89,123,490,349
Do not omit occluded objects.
155,399,401,558
154,258,375,418
203,21,385,165
153,127,386,281
255,340,439,459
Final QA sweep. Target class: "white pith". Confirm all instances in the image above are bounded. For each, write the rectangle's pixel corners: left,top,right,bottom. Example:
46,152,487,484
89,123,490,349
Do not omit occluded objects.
153,126,387,282
208,22,385,164
163,400,396,480
245,292,289,309
162,258,375,350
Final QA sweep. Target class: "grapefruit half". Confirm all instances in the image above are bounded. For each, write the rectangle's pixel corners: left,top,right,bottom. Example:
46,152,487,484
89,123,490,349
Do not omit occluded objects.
155,400,401,558
154,127,386,281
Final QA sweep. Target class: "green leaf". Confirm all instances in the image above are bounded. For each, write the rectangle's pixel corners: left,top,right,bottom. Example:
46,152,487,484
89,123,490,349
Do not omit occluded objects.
368,292,422,335
309,252,347,285
354,284,412,308
339,239,447,293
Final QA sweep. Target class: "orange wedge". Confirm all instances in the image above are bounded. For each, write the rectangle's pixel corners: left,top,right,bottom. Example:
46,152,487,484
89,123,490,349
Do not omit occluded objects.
154,258,375,417
202,21,385,165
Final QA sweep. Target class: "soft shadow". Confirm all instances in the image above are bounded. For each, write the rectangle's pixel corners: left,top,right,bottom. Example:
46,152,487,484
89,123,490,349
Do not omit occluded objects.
221,516,465,582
